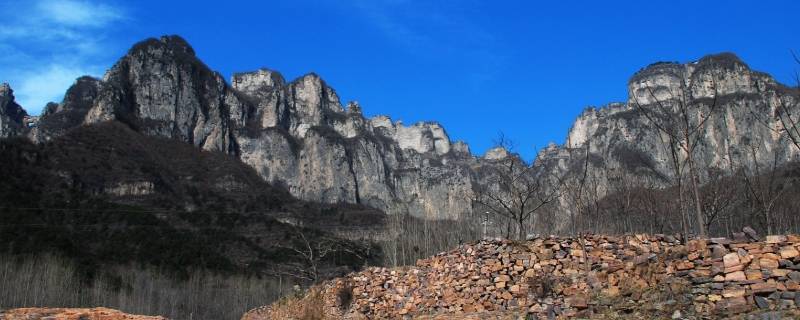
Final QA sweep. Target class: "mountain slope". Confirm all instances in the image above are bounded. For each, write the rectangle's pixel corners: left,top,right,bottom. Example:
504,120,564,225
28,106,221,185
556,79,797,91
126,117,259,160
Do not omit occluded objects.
0,121,381,280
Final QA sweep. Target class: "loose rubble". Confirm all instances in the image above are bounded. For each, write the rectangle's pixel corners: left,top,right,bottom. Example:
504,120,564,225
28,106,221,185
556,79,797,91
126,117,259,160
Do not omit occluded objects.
0,307,167,320
249,233,800,319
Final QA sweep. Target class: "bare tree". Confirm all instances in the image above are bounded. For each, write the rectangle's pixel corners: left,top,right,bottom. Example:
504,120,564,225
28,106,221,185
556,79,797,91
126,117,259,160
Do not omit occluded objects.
700,169,739,235
631,70,720,238
563,142,591,235
275,225,370,282
748,52,800,152
473,134,562,240
563,141,610,236
739,144,788,235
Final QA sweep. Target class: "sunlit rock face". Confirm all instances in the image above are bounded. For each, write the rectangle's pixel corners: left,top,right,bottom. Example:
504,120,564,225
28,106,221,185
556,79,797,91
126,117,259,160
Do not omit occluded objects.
84,35,242,153
0,83,27,138
229,68,477,219
231,68,284,94
483,146,509,160
73,36,487,219
627,54,775,106
23,35,799,226
370,116,453,155
539,52,800,231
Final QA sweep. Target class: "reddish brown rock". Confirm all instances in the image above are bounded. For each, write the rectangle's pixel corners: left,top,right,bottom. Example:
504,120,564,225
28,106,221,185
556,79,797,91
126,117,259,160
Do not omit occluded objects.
251,233,800,320
725,271,746,282
0,308,166,320
760,258,780,269
676,260,695,270
723,252,741,268
750,282,778,294
780,246,799,259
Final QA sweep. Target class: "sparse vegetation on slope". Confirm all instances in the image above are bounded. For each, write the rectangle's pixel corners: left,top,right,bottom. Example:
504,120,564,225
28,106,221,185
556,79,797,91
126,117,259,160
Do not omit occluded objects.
0,122,384,320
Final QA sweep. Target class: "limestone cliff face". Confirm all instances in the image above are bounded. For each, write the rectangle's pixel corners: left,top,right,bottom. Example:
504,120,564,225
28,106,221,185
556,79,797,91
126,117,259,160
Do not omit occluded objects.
30,35,483,220
84,36,243,153
4,36,494,220
0,83,27,138
541,53,800,230
24,36,797,225
0,36,502,221
231,66,479,219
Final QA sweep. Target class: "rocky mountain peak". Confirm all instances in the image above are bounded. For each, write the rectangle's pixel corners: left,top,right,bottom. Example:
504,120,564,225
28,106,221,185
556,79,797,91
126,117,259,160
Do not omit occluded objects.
231,68,286,95
346,101,362,114
484,146,509,160
535,52,800,232
627,52,773,106
290,73,343,111
129,35,197,59
77,35,481,219
53,76,101,113
0,82,11,96
694,52,747,71
566,102,630,148
0,82,27,138
31,76,102,142
86,35,239,152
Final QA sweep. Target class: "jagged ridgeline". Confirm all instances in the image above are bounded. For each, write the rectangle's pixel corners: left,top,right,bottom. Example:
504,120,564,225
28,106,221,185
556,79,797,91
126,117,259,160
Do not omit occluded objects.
18,35,483,222
537,54,800,234
2,33,800,319
2,35,800,250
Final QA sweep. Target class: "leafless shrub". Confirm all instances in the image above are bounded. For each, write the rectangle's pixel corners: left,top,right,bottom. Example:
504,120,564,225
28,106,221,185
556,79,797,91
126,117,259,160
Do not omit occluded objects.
0,253,295,320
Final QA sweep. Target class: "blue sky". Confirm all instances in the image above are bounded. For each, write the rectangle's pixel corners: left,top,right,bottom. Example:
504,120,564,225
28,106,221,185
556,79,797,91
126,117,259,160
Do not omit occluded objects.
1,0,798,159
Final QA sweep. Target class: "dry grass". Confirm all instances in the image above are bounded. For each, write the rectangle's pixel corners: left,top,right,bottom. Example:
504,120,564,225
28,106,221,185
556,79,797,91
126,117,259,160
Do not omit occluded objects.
0,254,295,320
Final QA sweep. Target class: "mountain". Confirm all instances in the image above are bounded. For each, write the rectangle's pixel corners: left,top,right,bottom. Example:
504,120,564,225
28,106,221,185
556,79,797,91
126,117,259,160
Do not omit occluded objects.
537,53,800,232
1,121,382,280
26,35,485,221
0,83,28,138
9,36,800,234
549,53,797,174
30,76,101,142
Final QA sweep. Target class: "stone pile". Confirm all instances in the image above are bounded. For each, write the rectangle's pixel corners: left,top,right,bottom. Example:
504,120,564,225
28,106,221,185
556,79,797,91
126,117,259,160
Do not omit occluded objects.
256,233,800,319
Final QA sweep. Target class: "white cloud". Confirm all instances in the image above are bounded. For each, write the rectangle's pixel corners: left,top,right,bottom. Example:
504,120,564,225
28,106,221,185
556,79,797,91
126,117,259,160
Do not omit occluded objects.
0,0,126,114
37,0,124,28
15,64,101,112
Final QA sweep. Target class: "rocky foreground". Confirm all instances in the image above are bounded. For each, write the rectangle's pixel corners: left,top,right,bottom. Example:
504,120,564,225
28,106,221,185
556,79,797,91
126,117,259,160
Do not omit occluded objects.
0,308,166,320
6,233,800,319
248,233,800,319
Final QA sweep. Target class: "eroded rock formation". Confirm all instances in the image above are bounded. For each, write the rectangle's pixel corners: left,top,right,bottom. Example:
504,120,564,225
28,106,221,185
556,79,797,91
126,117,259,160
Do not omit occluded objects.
539,54,799,231
0,83,27,138
9,36,799,226
53,35,486,220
